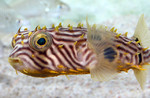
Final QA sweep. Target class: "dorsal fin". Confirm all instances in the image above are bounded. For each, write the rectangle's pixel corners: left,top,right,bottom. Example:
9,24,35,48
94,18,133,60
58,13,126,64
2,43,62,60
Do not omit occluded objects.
133,14,150,47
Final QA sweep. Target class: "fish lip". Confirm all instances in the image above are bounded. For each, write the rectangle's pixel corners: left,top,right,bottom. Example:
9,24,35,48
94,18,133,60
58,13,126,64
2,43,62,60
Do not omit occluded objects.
8,57,23,66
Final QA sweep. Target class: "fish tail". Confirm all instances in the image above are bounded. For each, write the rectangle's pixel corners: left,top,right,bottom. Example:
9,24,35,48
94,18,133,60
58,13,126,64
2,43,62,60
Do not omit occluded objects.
133,14,150,47
133,65,149,90
133,14,150,89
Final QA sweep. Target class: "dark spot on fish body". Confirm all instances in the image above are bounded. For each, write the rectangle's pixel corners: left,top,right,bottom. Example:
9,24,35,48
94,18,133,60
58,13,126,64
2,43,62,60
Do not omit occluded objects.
135,38,140,45
138,53,142,64
104,47,117,62
135,38,139,42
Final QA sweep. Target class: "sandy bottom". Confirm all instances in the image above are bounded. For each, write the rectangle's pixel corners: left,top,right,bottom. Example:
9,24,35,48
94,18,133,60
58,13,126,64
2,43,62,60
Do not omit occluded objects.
0,15,150,98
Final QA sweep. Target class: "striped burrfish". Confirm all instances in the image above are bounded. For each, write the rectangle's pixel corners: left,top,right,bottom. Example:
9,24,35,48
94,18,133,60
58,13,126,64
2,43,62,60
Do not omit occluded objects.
8,15,150,89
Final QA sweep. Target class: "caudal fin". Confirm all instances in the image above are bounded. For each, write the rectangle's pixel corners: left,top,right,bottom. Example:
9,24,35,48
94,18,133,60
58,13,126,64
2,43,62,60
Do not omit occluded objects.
133,65,149,90
133,14,150,89
134,14,150,47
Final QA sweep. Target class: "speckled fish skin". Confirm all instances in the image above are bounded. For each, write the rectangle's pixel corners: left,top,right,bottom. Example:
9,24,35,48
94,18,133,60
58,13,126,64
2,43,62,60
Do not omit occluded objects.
8,15,150,89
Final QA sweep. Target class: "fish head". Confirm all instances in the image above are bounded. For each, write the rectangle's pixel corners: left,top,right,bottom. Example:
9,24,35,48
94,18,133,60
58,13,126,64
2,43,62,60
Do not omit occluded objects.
8,26,93,77
9,28,56,77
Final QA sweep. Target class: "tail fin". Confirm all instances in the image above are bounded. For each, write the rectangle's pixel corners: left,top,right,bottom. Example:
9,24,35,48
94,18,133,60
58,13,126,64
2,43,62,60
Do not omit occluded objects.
133,65,149,90
86,17,119,81
133,14,150,48
133,14,150,89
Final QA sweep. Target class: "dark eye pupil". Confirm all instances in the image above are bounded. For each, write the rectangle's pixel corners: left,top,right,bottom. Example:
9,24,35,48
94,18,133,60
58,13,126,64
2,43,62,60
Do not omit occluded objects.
37,38,46,45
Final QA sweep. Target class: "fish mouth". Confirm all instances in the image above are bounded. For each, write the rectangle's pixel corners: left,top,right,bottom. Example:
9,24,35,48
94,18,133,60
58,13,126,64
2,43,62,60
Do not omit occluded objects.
8,57,23,68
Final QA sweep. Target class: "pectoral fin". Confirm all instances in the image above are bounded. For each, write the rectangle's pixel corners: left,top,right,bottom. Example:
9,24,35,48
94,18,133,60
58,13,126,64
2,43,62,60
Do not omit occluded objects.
90,61,118,81
86,17,119,81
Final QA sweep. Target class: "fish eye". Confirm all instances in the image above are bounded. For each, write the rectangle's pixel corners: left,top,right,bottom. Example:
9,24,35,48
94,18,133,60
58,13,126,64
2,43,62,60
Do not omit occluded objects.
37,38,46,46
29,32,52,51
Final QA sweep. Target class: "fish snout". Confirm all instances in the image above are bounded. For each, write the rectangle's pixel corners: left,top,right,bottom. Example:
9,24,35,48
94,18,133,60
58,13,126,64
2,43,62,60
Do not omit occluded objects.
8,57,23,68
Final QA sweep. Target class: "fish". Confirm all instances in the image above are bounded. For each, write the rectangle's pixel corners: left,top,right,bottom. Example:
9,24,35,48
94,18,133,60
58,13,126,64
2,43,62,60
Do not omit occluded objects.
8,15,150,89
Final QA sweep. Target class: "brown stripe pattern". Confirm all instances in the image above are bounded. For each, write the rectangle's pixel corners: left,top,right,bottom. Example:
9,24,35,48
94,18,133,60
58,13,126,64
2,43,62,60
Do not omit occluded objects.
9,27,97,77
113,35,144,65
9,26,150,77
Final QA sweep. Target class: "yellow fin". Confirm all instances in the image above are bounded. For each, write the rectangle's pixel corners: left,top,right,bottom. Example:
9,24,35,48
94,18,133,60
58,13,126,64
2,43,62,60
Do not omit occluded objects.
133,64,150,89
86,17,115,54
86,17,119,81
133,14,150,47
90,61,118,81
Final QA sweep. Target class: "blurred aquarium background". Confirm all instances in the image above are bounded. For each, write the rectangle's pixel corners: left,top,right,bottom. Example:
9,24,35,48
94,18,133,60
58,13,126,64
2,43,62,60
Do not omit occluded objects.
0,0,150,98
